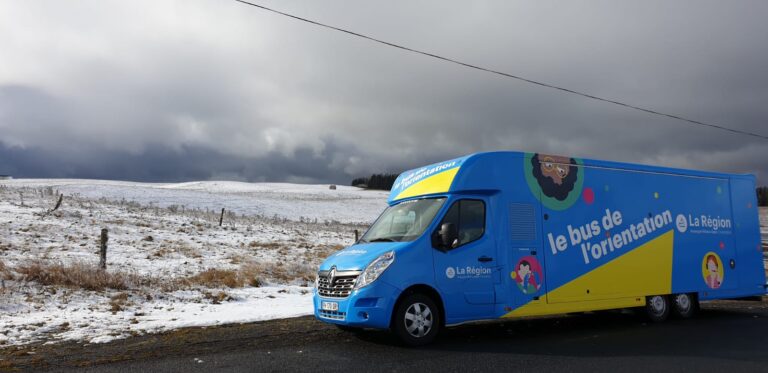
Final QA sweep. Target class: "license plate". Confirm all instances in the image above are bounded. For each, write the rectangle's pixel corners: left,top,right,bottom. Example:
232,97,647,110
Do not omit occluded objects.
321,301,338,311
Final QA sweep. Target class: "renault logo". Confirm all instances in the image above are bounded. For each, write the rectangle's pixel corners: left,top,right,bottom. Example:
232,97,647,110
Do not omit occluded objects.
329,266,337,284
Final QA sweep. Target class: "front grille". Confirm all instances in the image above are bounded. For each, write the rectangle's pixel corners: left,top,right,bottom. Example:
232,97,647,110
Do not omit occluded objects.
317,269,361,298
318,310,346,320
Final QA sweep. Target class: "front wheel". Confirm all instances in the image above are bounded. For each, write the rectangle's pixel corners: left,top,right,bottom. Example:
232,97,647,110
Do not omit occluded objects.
645,295,671,322
392,293,440,346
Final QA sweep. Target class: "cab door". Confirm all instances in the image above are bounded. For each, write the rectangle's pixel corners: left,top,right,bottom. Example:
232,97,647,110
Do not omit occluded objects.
432,197,497,322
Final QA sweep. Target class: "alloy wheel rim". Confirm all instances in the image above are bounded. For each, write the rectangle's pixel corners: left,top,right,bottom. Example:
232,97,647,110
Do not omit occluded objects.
404,302,433,338
650,296,666,315
675,294,691,312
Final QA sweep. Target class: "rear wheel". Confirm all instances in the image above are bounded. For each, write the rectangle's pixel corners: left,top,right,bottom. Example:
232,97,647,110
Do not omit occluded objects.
671,293,698,319
645,295,670,322
392,293,440,346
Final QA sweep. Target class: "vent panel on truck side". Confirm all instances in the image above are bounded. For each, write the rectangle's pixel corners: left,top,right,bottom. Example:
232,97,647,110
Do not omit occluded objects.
510,203,536,241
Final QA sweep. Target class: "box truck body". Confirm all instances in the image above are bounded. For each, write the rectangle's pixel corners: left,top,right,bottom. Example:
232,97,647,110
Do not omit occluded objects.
313,151,765,344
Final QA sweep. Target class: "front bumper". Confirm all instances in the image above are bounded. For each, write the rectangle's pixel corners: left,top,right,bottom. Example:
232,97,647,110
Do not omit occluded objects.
313,280,400,329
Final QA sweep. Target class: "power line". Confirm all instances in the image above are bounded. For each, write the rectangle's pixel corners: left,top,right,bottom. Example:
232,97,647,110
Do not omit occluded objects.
233,0,768,141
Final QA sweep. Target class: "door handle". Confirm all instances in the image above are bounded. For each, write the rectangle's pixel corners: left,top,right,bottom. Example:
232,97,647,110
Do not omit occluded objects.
478,256,493,263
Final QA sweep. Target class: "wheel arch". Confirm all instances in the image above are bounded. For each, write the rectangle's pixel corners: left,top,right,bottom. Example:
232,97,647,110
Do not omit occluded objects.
390,284,445,329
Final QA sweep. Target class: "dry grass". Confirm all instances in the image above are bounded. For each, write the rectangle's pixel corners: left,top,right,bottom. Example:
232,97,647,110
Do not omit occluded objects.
186,262,265,288
109,292,130,313
187,269,243,288
314,244,344,259
248,241,284,250
202,290,232,304
14,261,138,291
9,253,316,293
260,261,315,284
0,259,11,282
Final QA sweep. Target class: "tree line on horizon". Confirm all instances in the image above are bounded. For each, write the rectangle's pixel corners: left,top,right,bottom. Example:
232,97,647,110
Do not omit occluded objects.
757,186,768,207
351,173,399,190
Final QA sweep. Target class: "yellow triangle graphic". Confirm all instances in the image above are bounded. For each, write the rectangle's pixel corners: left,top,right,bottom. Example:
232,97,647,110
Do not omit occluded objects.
504,229,674,317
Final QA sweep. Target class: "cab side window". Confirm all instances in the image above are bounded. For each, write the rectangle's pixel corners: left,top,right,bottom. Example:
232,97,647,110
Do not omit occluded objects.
439,199,486,248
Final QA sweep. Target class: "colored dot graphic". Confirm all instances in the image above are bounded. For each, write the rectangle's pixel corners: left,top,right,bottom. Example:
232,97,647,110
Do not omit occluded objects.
654,192,659,199
604,185,610,192
719,242,725,250
583,187,595,204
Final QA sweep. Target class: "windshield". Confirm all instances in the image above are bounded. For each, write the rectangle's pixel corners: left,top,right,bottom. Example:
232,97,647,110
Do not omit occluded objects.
361,198,446,243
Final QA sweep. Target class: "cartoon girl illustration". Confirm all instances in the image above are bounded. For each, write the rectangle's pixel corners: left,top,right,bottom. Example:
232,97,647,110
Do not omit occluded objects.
516,260,541,294
531,154,579,201
705,254,722,289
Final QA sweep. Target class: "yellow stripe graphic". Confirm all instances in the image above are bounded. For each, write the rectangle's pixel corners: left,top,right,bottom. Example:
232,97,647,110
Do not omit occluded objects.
393,168,459,201
504,230,674,318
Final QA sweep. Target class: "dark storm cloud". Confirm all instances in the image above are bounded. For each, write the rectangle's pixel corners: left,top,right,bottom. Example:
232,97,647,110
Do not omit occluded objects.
0,0,766,184
0,139,362,184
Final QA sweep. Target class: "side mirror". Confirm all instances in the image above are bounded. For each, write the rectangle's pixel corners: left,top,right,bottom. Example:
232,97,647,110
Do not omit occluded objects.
438,222,458,250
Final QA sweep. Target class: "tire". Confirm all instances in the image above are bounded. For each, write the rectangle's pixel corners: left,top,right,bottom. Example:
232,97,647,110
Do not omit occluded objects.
392,293,441,346
645,295,671,322
671,293,698,319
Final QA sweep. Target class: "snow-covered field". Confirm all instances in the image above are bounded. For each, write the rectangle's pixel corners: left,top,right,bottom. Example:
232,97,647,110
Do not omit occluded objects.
5,179,386,225
0,180,388,347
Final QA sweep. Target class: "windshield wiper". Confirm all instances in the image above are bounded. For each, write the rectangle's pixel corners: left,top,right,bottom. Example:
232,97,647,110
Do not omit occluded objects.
368,238,396,243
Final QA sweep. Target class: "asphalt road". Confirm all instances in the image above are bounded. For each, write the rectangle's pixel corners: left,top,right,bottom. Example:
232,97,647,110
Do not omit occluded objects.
3,299,768,372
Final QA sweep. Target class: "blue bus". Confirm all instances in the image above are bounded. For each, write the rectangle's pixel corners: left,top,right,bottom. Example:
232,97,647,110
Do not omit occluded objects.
313,151,766,345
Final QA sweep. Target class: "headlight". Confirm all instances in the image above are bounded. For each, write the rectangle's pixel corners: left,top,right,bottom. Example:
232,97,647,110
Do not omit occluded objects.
355,251,395,289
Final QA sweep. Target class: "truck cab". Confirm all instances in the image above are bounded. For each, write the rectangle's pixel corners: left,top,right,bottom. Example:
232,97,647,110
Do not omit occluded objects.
314,155,502,345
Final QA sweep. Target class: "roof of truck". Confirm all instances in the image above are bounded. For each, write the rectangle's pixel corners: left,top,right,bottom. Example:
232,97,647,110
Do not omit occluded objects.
387,151,753,204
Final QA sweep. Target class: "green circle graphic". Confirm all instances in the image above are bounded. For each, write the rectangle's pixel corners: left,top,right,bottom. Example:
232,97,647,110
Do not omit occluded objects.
524,153,584,211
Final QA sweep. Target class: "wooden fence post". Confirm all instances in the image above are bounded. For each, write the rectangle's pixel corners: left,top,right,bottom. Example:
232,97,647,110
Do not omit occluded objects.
99,228,108,270
354,229,359,242
219,208,225,227
54,194,63,211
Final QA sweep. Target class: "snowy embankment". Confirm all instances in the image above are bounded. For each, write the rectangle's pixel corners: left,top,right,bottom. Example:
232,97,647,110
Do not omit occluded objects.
0,180,388,347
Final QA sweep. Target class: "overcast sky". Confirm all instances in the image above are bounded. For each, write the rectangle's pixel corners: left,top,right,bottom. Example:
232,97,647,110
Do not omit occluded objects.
1,0,766,184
